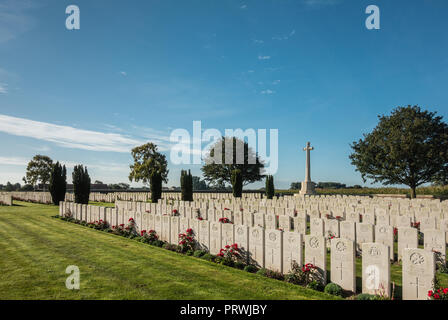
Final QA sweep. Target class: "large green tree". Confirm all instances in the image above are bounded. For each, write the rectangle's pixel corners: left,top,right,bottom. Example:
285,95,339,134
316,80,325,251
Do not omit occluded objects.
128,143,168,202
349,105,448,198
23,155,53,190
201,137,265,188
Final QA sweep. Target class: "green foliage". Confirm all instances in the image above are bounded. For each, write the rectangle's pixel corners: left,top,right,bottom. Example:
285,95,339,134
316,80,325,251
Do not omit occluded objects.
356,293,375,300
256,268,284,280
49,162,67,206
350,106,448,198
265,175,275,199
23,155,53,190
324,283,343,296
193,250,207,258
290,182,301,190
192,176,209,190
201,136,265,188
316,182,347,189
128,142,169,190
180,170,193,201
150,172,163,203
307,280,324,291
201,253,214,262
244,265,258,273
231,169,243,198
72,165,91,204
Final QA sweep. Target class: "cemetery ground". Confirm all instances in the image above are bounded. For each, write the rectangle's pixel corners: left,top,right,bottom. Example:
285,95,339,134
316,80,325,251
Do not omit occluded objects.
0,201,336,300
2,202,448,300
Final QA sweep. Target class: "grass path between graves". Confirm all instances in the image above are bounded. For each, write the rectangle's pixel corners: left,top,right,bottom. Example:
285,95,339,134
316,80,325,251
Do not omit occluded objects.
0,202,338,300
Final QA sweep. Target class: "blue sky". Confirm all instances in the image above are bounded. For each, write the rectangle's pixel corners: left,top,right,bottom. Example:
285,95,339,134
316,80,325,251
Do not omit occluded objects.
0,0,447,188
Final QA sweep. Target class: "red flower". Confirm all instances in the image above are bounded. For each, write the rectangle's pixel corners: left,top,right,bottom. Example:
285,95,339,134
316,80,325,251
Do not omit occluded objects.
434,294,440,299
428,290,433,297
443,288,448,295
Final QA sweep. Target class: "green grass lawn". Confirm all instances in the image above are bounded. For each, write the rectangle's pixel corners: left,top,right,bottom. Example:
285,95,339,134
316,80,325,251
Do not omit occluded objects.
0,201,337,300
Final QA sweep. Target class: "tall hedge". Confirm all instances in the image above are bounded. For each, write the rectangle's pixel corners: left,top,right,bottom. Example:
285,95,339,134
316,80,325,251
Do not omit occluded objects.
231,169,243,198
49,161,67,205
181,169,193,201
265,175,275,199
150,172,163,203
72,165,91,204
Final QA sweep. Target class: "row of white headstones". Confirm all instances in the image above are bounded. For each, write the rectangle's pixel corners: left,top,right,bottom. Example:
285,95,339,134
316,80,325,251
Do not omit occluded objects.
60,200,444,300
0,194,13,206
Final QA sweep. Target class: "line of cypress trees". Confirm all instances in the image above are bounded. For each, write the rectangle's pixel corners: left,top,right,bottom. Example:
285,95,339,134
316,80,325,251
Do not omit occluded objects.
231,169,243,198
180,169,193,201
150,171,163,203
72,165,91,204
265,175,275,199
49,161,67,205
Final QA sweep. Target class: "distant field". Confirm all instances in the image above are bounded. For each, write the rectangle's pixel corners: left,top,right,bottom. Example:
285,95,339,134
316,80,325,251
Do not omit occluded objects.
278,186,448,198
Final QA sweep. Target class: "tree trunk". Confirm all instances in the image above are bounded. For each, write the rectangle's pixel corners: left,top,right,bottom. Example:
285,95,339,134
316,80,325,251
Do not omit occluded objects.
410,186,416,199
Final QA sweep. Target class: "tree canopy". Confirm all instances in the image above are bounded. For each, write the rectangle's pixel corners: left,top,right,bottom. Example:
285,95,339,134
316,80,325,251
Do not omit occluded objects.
23,155,53,190
201,136,265,187
349,105,448,198
128,143,169,186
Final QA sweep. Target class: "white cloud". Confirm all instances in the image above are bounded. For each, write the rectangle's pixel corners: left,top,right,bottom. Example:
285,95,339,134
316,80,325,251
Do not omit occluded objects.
0,114,144,153
120,71,127,76
261,89,275,95
0,83,7,94
258,55,271,60
240,4,247,9
253,39,264,44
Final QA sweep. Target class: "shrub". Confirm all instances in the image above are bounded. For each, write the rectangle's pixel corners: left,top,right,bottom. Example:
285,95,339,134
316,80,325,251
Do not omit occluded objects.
88,219,109,231
256,268,284,280
201,253,214,262
234,262,246,270
49,162,67,206
307,280,324,292
356,293,375,300
256,268,268,277
324,283,343,296
217,243,241,265
231,169,243,198
244,265,258,273
152,240,164,247
285,261,321,286
265,175,275,200
193,250,207,258
72,165,91,204
186,250,194,256
178,228,196,253
180,169,193,202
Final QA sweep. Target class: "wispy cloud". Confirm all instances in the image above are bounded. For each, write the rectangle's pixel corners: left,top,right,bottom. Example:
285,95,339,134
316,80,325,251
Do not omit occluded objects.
0,83,7,94
261,89,275,95
258,55,271,60
120,71,127,76
0,0,39,43
240,4,247,9
272,29,296,41
0,114,144,153
0,156,129,173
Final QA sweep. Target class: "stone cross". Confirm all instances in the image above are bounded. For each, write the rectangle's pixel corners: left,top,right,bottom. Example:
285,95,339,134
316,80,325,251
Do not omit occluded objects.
303,142,314,182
